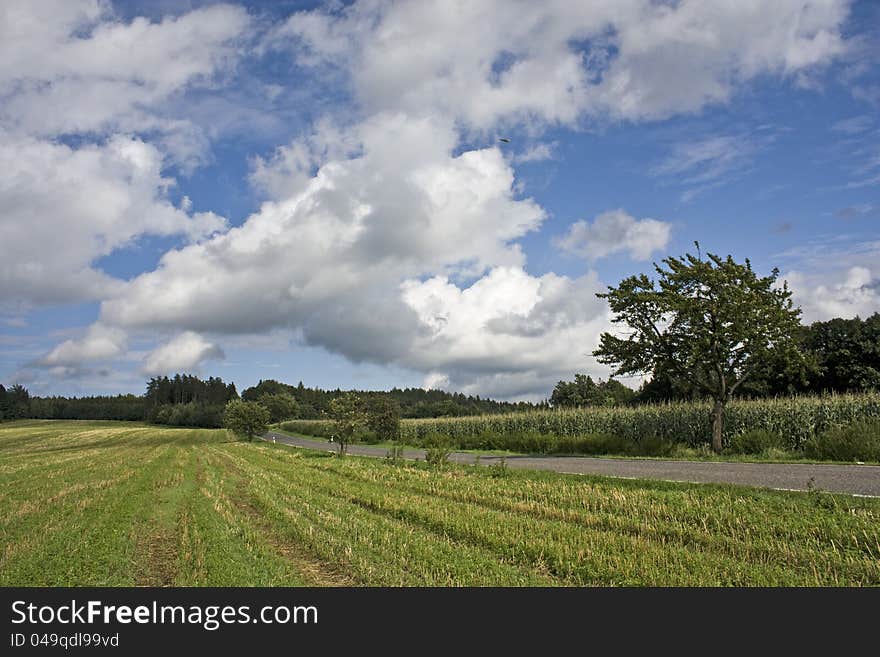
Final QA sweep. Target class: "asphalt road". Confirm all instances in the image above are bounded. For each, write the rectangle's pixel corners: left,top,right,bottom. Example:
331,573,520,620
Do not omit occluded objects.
262,431,880,497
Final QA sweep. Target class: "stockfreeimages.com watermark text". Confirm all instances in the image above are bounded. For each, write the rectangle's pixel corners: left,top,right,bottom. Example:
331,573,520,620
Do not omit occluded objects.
11,600,317,632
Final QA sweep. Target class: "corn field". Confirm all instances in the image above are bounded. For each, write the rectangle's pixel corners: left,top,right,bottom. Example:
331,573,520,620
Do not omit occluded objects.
282,392,880,450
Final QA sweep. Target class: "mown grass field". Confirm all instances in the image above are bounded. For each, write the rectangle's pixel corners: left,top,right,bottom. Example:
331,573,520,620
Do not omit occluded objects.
2,420,879,586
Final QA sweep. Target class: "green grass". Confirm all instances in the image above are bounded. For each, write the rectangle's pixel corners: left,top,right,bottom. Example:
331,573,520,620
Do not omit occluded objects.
2,420,878,586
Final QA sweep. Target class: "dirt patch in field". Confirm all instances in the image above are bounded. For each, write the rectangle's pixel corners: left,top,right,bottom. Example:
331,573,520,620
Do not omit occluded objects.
134,523,179,587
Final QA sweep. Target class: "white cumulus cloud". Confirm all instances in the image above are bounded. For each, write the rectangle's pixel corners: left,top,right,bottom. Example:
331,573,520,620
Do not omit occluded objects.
271,0,850,127
556,209,671,261
0,134,226,304
0,1,251,142
142,332,224,376
39,324,127,367
785,266,880,323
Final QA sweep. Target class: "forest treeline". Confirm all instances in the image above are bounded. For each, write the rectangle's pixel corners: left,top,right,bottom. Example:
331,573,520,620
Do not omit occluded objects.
0,374,539,427
2,313,878,426
239,379,540,418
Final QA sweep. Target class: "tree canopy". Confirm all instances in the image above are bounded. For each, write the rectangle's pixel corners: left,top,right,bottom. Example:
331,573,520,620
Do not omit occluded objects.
594,246,805,451
328,393,368,455
223,400,270,441
257,393,300,423
549,374,635,408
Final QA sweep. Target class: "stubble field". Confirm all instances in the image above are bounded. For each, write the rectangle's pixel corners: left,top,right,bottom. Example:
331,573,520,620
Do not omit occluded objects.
1,420,878,586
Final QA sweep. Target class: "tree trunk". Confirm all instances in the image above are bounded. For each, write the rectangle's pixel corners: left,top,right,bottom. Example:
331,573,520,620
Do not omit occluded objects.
711,400,724,453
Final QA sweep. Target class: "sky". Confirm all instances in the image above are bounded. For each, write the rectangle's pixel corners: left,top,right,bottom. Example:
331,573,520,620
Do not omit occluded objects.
1,0,879,401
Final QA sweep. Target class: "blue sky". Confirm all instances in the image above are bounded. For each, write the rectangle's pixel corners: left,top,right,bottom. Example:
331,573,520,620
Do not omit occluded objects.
1,0,878,400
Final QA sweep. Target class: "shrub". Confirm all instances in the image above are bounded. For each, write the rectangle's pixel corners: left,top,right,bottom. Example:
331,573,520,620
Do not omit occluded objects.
637,435,676,457
281,420,334,439
424,434,452,468
729,430,784,455
511,431,555,454
385,442,406,465
488,456,509,478
803,421,880,462
355,428,380,444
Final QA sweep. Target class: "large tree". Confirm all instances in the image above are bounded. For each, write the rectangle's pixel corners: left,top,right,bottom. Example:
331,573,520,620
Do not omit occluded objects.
593,246,805,452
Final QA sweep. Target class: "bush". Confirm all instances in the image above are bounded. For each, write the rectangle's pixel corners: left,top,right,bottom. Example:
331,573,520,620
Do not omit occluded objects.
385,442,406,465
637,435,677,457
423,434,452,467
354,428,380,444
280,420,334,439
729,430,784,455
488,456,509,478
803,421,880,462
556,433,621,455
510,431,555,454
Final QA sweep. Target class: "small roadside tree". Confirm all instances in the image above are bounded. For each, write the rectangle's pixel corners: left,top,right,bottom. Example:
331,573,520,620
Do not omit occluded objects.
328,393,366,455
365,395,401,442
223,399,270,442
593,245,805,452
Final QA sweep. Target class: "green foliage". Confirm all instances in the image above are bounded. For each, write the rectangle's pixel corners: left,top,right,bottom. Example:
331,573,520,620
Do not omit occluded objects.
146,374,238,429
329,393,367,455
151,401,227,428
806,314,880,393
285,392,880,458
550,374,635,408
223,399,270,441
281,420,335,440
365,395,401,442
385,392,880,455
488,456,509,478
594,245,807,451
258,393,300,423
0,384,30,420
146,374,237,406
729,430,784,455
241,378,543,419
803,421,880,462
423,434,452,467
384,442,407,465
28,394,147,422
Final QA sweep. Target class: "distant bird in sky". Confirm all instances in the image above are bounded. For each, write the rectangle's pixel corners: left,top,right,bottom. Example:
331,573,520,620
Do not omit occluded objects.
498,137,510,143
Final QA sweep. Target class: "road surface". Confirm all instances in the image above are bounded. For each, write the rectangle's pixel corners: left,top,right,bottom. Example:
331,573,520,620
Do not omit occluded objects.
262,431,880,497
